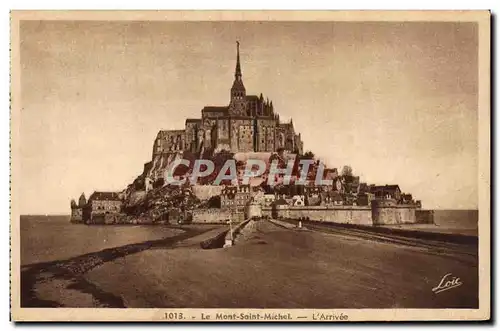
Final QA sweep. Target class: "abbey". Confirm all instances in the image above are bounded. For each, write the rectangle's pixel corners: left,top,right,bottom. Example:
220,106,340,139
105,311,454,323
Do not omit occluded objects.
152,42,304,156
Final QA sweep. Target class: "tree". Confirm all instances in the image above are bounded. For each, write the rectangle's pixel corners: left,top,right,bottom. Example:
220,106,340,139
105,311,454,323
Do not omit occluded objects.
302,151,315,160
341,165,353,177
206,195,221,208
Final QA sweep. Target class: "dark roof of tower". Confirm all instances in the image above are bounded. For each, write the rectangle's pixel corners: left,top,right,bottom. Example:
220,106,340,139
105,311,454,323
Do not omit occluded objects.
89,191,121,201
231,79,246,91
77,193,87,207
185,118,201,123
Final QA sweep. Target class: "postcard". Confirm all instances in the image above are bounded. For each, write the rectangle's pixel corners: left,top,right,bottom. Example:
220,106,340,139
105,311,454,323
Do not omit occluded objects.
10,10,490,322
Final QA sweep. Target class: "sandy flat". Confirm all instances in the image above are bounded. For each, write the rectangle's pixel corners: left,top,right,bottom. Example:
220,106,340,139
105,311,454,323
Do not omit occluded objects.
84,221,478,308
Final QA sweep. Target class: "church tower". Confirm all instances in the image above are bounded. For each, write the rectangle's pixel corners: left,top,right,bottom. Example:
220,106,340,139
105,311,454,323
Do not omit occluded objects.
78,193,87,207
229,41,247,116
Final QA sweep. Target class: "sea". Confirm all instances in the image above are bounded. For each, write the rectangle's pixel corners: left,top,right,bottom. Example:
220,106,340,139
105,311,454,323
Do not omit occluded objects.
19,210,479,266
432,209,479,230
20,215,182,266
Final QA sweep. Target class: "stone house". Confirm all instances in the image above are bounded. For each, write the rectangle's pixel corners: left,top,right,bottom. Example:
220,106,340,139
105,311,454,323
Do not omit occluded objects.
83,191,123,224
221,186,237,209
304,185,322,206
319,191,343,206
221,184,251,213
235,185,251,212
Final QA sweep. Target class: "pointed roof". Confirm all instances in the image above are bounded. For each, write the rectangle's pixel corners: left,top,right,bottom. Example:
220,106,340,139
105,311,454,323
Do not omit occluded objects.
235,41,242,79
78,193,87,207
230,41,246,93
231,79,246,91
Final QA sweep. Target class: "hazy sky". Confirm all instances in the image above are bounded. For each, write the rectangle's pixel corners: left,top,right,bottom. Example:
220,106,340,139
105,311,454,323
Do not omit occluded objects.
19,20,478,214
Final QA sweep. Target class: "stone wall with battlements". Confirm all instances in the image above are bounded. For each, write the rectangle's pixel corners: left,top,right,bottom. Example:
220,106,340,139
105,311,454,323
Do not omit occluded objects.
270,203,420,226
276,205,373,226
192,208,232,224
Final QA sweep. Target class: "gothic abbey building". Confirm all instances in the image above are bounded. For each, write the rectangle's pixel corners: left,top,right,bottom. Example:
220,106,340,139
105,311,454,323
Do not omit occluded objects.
152,42,304,157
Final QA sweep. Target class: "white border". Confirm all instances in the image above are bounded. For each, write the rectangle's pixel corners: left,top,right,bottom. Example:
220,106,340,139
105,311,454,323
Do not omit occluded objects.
3,2,497,329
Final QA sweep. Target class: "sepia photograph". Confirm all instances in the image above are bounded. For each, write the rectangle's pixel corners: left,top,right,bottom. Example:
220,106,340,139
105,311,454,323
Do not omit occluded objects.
10,10,490,322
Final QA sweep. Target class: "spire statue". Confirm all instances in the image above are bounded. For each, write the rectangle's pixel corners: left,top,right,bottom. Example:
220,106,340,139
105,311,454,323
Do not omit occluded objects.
235,41,242,80
230,40,246,114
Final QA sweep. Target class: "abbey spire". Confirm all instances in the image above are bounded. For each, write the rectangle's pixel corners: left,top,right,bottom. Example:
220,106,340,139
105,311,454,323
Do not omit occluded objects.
235,40,242,81
230,41,246,103
149,40,304,158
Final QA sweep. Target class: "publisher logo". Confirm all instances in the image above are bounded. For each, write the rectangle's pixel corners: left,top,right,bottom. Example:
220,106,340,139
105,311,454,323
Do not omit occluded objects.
432,273,463,294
